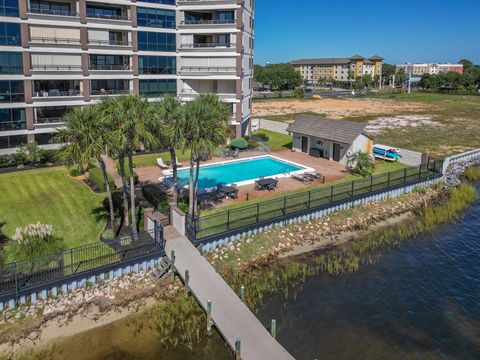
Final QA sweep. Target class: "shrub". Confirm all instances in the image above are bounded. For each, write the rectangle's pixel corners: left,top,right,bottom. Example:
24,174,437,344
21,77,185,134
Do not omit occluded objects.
69,168,81,177
89,167,115,192
0,153,27,168
247,140,259,149
142,184,168,213
253,132,269,142
230,137,249,150
9,222,65,261
293,87,305,98
39,149,59,165
464,166,480,182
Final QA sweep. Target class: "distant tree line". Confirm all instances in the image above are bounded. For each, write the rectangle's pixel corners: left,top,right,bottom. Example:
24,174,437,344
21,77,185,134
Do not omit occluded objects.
419,59,480,93
254,63,302,90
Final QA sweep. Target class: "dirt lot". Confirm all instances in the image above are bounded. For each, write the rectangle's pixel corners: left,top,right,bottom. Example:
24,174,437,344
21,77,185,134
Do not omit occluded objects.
252,97,433,120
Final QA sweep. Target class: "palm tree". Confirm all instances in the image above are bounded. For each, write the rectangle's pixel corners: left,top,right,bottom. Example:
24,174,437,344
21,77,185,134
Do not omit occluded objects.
151,94,183,204
56,106,117,235
97,96,130,227
347,151,375,177
101,94,158,236
179,94,230,216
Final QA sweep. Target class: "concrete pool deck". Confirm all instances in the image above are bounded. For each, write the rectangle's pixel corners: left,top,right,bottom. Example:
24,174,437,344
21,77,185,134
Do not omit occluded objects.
135,150,350,207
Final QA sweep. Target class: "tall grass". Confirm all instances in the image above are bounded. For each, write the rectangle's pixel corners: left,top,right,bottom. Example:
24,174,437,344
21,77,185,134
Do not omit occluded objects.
464,166,480,182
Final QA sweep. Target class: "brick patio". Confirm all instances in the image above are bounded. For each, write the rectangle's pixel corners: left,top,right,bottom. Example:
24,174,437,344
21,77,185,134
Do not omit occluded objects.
135,149,350,208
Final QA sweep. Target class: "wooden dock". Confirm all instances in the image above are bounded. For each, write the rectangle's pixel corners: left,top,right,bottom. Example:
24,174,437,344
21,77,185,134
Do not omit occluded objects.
165,236,295,360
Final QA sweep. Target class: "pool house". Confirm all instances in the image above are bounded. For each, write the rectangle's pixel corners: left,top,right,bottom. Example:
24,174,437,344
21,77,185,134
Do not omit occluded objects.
287,115,374,164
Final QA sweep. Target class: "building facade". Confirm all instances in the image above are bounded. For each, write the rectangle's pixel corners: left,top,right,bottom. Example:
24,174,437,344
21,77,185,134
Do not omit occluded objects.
0,0,254,153
395,63,464,76
291,55,383,84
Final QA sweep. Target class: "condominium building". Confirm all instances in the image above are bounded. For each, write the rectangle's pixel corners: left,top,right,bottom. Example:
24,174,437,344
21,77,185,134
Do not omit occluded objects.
0,0,254,153
395,63,464,76
291,55,383,84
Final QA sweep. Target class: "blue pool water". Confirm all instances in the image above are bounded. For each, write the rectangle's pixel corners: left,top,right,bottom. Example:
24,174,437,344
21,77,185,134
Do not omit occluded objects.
175,157,303,190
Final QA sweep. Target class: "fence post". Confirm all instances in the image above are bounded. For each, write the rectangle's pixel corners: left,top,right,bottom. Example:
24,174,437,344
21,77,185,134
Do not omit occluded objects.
13,261,19,306
404,168,407,184
256,203,260,223
330,185,334,203
351,181,355,198
227,210,230,231
70,248,74,275
370,176,373,192
283,196,287,215
418,165,422,180
308,190,311,208
170,250,176,281
387,172,391,188
184,269,190,294
154,220,159,242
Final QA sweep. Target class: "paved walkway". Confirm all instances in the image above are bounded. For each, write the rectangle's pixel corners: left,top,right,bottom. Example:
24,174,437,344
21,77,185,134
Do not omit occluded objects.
165,236,295,360
101,155,123,188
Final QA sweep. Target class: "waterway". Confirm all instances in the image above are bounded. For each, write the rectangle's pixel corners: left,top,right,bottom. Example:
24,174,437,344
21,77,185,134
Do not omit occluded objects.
31,185,480,359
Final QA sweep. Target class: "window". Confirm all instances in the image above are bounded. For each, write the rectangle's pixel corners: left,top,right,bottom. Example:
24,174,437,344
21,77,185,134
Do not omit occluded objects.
138,31,176,52
138,56,176,74
0,22,20,46
137,0,175,4
0,52,22,74
90,79,128,94
30,1,73,16
0,108,26,131
0,134,27,149
139,79,176,97
90,55,129,70
35,132,57,145
137,8,175,29
0,80,24,102
0,0,19,17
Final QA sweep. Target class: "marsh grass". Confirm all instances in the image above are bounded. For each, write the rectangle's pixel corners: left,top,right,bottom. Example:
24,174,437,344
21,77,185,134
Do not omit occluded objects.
153,296,205,351
222,182,478,312
464,166,480,182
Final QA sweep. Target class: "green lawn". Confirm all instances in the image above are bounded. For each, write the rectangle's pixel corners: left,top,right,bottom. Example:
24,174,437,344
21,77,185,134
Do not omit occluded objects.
254,129,292,151
0,168,106,256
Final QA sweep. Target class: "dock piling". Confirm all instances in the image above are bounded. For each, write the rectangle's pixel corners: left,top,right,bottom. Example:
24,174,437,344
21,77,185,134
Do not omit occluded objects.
271,319,277,339
207,299,212,335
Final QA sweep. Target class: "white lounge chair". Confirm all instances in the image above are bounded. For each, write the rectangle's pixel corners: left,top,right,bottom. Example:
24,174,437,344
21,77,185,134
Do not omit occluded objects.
157,158,168,169
175,159,183,168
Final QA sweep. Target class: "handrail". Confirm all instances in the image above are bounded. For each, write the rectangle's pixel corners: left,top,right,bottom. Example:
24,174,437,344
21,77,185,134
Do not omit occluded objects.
30,37,81,44
181,19,235,25
28,8,78,16
180,42,232,48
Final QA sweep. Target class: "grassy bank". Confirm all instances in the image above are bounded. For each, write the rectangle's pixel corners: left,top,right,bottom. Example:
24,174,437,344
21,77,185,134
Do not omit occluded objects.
0,168,106,254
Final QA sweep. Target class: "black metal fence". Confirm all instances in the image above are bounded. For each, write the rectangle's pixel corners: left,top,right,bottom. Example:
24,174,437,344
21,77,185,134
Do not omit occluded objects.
0,223,165,302
186,161,443,244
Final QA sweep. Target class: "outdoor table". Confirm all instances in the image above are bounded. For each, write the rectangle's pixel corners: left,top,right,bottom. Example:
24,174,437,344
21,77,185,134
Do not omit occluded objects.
256,178,278,190
219,185,238,198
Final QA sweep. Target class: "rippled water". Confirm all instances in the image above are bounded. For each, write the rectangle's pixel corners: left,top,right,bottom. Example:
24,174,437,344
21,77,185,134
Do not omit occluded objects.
259,184,480,360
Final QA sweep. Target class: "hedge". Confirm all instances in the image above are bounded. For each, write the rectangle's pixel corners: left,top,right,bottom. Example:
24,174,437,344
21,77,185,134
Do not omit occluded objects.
89,167,115,192
0,149,61,169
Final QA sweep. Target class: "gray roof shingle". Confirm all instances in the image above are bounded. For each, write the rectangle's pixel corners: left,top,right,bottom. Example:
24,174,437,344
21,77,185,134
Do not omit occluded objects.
287,115,372,144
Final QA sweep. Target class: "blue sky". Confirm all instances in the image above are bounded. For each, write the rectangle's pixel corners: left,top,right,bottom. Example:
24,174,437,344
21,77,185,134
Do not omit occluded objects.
254,0,480,65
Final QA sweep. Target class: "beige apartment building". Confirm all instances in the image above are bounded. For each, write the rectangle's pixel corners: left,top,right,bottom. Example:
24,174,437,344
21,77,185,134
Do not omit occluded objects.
0,0,254,153
395,63,464,76
292,55,383,84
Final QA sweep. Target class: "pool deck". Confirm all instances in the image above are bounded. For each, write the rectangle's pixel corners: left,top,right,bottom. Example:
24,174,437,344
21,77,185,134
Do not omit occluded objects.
135,150,349,207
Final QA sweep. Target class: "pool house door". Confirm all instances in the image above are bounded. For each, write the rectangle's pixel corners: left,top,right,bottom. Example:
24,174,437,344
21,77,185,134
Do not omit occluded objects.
333,143,341,162
301,136,308,153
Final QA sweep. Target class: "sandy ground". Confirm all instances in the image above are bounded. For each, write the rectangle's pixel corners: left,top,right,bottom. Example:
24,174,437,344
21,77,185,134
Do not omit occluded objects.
365,115,443,134
252,98,433,120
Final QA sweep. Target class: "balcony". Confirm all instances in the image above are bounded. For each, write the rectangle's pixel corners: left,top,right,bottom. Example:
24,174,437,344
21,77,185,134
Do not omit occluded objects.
35,117,65,126
180,10,236,28
86,4,130,22
89,64,131,71
28,8,78,17
90,80,130,96
33,90,82,98
179,88,236,100
177,0,239,7
179,42,235,53
86,12,129,21
30,37,81,46
180,66,237,76
88,39,132,47
31,65,83,72
90,89,130,96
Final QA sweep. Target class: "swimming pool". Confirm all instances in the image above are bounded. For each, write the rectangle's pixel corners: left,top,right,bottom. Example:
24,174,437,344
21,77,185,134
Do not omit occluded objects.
163,155,312,191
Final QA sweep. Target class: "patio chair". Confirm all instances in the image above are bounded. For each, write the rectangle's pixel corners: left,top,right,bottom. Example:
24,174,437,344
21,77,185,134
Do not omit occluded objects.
306,171,325,183
267,179,278,191
292,173,311,184
157,158,168,169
